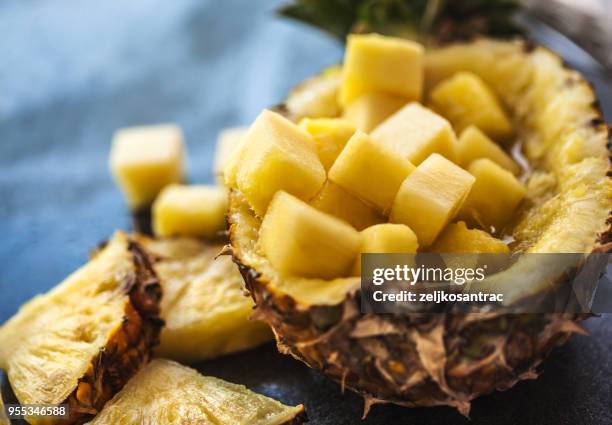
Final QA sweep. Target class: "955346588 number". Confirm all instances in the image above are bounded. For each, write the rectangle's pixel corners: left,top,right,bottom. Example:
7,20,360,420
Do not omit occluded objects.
0,404,69,420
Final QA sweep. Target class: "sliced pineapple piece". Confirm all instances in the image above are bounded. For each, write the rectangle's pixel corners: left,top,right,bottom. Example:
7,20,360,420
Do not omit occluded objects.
372,102,457,165
429,71,513,140
214,126,248,185
460,158,526,232
109,124,185,209
390,154,475,246
85,359,305,425
232,110,326,216
429,221,509,253
353,223,419,275
342,92,407,132
310,181,383,230
457,125,520,174
286,65,342,120
340,33,424,106
299,117,356,171
329,130,415,212
259,191,360,279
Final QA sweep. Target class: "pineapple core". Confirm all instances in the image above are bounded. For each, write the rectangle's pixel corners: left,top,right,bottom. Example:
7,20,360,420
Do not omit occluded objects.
458,126,520,174
214,127,248,185
109,124,185,209
372,102,457,165
340,33,424,106
152,184,227,239
429,221,509,253
460,159,526,232
233,110,326,216
429,72,513,140
390,154,475,246
299,118,356,171
259,191,360,279
329,130,415,212
343,92,407,132
353,223,419,275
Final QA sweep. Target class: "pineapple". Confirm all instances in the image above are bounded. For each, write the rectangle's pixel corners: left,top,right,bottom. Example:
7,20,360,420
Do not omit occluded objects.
285,65,342,121
135,237,272,363
457,125,520,174
109,124,185,209
371,102,457,165
0,232,162,424
328,130,415,212
85,359,306,425
353,223,419,275
429,71,513,140
152,184,227,239
390,154,475,246
342,92,407,132
214,126,248,184
259,191,360,279
299,117,356,171
340,33,424,106
429,221,509,253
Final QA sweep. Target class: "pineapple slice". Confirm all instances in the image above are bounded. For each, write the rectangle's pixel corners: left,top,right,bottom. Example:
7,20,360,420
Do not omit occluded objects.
286,65,342,120
259,191,360,279
85,359,305,425
299,118,356,171
372,102,457,165
429,221,509,253
136,237,272,363
458,125,520,174
311,182,383,231
152,184,227,239
390,154,475,246
109,124,185,209
0,232,162,425
429,72,513,140
353,223,419,275
329,130,415,212
214,126,248,184
340,33,424,106
232,110,326,216
460,159,526,232
342,92,407,132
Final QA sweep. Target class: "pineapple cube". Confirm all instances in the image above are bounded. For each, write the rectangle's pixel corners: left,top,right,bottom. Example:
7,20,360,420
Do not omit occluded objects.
109,124,185,209
259,191,360,279
234,110,326,216
372,102,457,165
390,154,475,246
458,126,520,174
214,127,248,184
429,72,513,140
460,159,526,231
328,130,415,212
353,223,419,275
342,92,407,132
340,34,424,106
152,185,227,239
310,182,383,231
299,118,356,171
429,221,509,253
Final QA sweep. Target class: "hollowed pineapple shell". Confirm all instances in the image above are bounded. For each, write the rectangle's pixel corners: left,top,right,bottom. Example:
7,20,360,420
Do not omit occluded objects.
228,39,612,415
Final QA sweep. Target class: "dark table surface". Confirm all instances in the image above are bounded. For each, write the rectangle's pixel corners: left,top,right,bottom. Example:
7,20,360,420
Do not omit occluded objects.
1,1,611,424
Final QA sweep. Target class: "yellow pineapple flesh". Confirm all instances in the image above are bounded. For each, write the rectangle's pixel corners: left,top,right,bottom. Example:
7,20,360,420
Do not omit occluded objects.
457,125,520,174
342,92,407,132
299,117,356,171
214,126,248,185
353,223,419,275
429,221,509,253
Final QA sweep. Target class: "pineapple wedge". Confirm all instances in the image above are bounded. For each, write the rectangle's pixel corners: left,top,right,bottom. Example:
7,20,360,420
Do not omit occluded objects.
259,191,360,279
458,125,520,174
372,102,457,165
136,237,272,363
429,221,509,253
85,359,306,425
390,154,475,246
342,92,407,132
429,72,513,140
299,118,356,171
0,232,162,425
214,127,248,185
353,223,419,275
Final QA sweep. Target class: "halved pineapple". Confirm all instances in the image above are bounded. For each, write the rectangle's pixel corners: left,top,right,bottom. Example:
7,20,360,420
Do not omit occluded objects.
0,232,162,424
85,359,306,425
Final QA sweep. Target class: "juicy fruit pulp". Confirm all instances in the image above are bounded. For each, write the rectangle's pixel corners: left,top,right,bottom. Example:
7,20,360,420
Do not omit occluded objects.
457,125,520,174
429,221,509,253
214,126,248,184
342,92,407,132
353,223,419,275
299,117,356,170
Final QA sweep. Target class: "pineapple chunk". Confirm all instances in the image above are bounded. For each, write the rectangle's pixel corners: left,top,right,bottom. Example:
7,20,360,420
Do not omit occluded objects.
86,359,305,425
340,34,424,106
233,110,326,216
109,124,185,209
310,181,383,230
390,154,475,246
214,126,248,184
429,72,513,140
286,65,342,120
299,118,356,170
458,126,520,174
372,102,457,165
429,221,509,253
460,159,526,231
353,223,419,275
342,92,407,132
259,191,360,279
329,130,415,212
